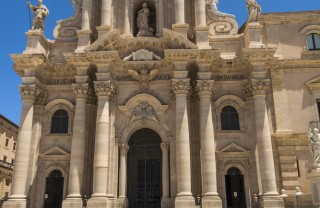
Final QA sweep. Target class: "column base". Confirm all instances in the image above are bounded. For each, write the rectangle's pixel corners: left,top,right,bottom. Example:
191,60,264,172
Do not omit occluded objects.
175,194,194,208
172,23,189,39
96,25,112,38
161,196,171,208
194,26,211,49
2,199,27,208
244,22,264,49
259,195,285,208
75,29,93,53
23,30,49,54
115,197,128,208
62,197,83,208
201,194,222,208
87,196,116,208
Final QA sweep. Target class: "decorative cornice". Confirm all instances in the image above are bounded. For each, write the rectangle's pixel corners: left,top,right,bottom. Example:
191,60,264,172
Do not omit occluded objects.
244,79,270,97
171,79,191,96
196,80,214,97
72,83,93,99
94,81,116,99
11,54,47,75
259,11,320,24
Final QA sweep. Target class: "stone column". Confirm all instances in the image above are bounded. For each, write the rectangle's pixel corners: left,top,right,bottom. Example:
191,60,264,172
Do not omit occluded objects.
3,85,43,207
195,0,206,26
63,83,92,208
247,79,284,208
123,0,131,36
87,81,115,207
118,143,129,198
97,0,113,36
173,0,189,38
195,0,210,48
171,79,195,208
158,0,164,36
161,143,170,207
196,80,222,208
76,0,93,52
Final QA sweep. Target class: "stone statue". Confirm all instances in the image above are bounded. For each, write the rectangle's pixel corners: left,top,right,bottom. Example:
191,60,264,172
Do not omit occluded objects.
27,0,49,31
308,128,320,169
70,0,82,17
246,0,261,24
137,2,153,37
206,0,234,18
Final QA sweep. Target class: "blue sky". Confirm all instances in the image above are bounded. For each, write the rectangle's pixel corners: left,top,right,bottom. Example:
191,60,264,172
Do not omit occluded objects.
0,0,319,125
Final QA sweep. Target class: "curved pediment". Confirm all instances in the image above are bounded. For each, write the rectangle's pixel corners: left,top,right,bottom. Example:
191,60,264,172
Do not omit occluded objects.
84,29,198,59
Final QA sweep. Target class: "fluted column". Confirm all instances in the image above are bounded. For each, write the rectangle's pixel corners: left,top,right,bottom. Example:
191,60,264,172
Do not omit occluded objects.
119,143,129,198
171,79,194,208
81,0,93,30
246,79,284,207
158,0,164,35
196,80,222,207
87,82,115,207
63,84,92,207
161,143,170,207
7,85,43,202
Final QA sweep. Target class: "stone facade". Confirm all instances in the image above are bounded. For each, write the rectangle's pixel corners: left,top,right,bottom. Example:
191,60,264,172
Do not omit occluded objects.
3,1,320,208
0,115,18,202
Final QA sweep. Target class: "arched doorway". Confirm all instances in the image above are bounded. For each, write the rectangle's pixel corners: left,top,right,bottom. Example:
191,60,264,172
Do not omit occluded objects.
127,128,162,208
225,167,246,208
44,170,64,208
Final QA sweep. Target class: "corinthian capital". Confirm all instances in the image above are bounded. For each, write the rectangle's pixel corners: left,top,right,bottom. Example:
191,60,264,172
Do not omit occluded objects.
72,83,93,99
245,79,270,97
161,143,170,151
19,84,45,101
94,81,116,99
196,80,214,97
119,143,129,156
171,79,190,96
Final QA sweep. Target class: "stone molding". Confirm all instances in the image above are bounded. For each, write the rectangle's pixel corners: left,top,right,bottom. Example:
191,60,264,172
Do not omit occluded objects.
119,143,129,156
244,79,270,97
72,83,93,99
94,81,116,99
196,80,214,97
19,84,46,101
171,79,191,96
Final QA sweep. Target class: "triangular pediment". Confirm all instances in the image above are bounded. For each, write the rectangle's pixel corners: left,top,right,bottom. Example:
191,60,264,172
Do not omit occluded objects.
305,76,320,91
219,143,249,153
84,28,198,57
42,146,69,156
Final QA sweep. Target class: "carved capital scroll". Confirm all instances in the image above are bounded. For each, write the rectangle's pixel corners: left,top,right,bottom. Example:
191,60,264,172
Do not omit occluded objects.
19,84,46,101
196,80,214,98
72,83,93,99
119,143,129,156
171,79,190,96
94,81,116,99
244,79,270,97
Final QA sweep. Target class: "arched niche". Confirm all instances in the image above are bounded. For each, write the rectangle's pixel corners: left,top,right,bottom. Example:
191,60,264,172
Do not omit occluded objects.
132,0,157,36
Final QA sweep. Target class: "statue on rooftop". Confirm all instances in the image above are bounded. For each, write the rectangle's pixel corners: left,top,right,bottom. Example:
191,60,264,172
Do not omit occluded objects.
308,128,320,169
137,2,153,37
27,0,49,31
246,0,261,23
206,0,234,18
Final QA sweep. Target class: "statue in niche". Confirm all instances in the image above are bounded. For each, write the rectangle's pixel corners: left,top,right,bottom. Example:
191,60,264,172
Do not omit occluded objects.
308,128,320,169
27,0,49,31
246,0,261,23
206,0,234,18
137,2,153,37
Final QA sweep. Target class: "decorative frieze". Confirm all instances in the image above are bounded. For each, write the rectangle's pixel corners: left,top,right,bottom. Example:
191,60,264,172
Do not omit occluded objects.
19,84,46,101
196,80,214,97
94,81,116,99
171,79,191,96
244,79,270,97
72,83,93,99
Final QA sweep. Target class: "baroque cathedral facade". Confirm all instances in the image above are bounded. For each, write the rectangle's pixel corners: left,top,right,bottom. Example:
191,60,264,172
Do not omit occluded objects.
4,0,320,207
